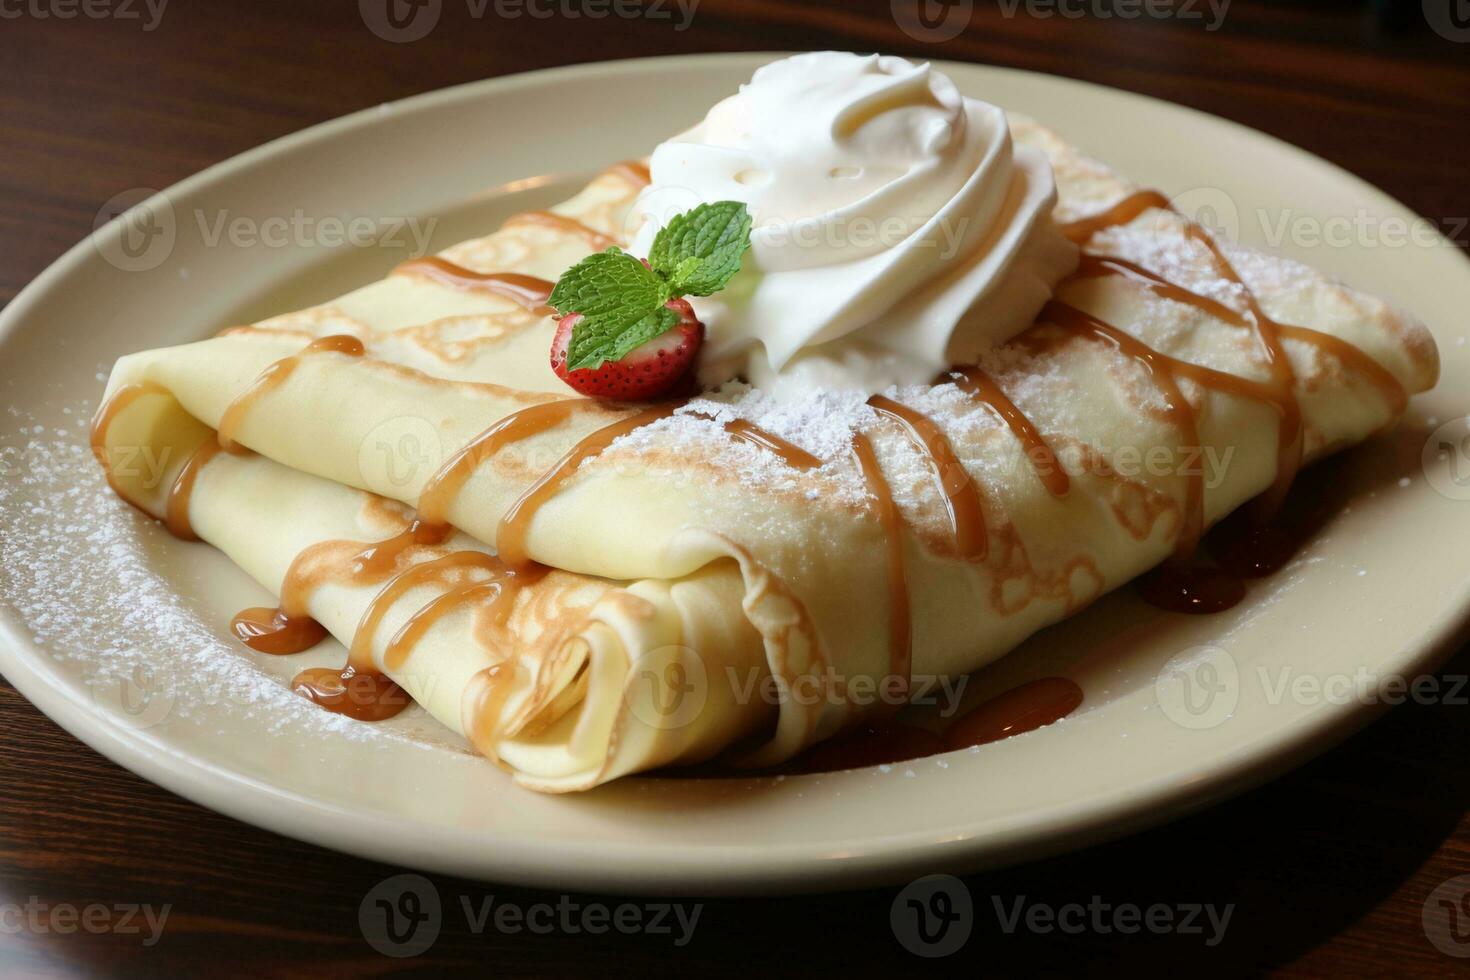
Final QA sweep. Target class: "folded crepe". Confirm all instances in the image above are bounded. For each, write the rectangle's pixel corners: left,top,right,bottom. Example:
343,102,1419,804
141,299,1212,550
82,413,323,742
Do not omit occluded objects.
93,120,1438,791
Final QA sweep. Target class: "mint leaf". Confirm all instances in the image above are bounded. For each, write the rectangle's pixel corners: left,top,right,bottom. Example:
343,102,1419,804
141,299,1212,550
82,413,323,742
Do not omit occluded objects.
567,304,679,372
545,204,753,375
548,248,676,371
648,201,753,297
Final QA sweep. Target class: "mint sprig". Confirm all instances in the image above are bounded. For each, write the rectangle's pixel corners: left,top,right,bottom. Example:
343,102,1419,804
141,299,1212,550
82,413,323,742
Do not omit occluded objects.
647,200,753,296
549,201,753,372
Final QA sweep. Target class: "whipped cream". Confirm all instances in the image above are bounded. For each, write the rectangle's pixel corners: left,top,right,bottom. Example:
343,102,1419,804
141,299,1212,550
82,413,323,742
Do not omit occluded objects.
630,52,1077,398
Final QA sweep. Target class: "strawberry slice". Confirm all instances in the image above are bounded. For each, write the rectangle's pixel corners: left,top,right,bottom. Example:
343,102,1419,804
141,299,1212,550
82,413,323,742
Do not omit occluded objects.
550,298,703,400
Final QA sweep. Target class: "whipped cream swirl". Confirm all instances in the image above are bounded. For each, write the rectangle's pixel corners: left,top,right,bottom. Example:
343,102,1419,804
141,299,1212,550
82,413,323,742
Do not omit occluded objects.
630,52,1077,397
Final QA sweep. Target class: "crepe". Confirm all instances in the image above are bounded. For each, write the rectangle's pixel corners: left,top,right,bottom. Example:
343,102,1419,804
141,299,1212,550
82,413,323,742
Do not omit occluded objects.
93,123,1438,791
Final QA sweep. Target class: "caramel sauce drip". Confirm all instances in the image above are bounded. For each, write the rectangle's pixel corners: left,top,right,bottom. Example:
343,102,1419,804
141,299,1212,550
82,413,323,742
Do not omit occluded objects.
260,518,454,721
463,661,518,759
393,256,555,314
89,381,168,510
688,412,823,471
165,440,223,541
723,418,823,470
384,572,520,674
951,367,1071,498
225,517,457,695
231,607,328,655
795,722,943,773
338,517,454,587
789,676,1083,772
217,334,365,453
91,382,231,537
1058,189,1173,245
867,395,988,562
850,432,911,698
291,666,411,723
497,404,678,569
501,210,617,251
942,677,1084,750
416,400,581,526
1135,563,1247,614
347,551,502,672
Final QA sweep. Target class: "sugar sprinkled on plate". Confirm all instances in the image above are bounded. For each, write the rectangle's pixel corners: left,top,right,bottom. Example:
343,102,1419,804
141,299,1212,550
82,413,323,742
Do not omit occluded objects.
0,406,464,751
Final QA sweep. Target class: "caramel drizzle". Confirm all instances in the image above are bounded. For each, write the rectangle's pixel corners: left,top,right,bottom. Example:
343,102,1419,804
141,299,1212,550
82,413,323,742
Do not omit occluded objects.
217,334,365,454
416,399,582,526
951,368,1071,498
165,440,224,540
1064,193,1303,514
251,517,457,719
282,544,537,726
1056,189,1405,566
392,256,555,315
234,517,453,660
89,381,167,508
91,381,233,540
850,432,911,698
383,565,538,674
463,661,518,760
688,412,823,471
290,666,410,723
496,403,678,569
94,181,1408,743
867,395,987,562
1059,189,1174,246
348,551,502,672
941,676,1084,751
1074,252,1406,418
501,211,617,251
231,607,327,656
1042,299,1290,555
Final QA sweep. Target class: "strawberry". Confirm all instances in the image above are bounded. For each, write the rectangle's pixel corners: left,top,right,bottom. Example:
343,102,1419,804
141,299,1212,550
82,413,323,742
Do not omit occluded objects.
550,298,703,400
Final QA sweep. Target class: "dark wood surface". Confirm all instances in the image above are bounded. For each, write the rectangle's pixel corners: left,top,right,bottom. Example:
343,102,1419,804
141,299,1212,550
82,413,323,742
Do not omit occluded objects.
2,1,1468,975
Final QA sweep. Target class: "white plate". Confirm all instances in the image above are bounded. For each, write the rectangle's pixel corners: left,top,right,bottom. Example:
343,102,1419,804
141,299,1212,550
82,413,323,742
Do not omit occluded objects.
3,54,1468,895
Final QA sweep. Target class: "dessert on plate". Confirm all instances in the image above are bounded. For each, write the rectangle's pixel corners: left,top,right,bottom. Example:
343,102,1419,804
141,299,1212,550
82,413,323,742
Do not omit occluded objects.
91,53,1437,792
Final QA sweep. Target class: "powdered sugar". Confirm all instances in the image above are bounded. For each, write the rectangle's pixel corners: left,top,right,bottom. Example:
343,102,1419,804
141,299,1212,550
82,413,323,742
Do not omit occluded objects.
1091,220,1250,312
608,382,883,505
0,406,461,750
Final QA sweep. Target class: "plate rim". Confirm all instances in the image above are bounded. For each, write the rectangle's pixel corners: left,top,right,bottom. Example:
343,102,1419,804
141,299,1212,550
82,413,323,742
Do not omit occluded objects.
2,52,1468,895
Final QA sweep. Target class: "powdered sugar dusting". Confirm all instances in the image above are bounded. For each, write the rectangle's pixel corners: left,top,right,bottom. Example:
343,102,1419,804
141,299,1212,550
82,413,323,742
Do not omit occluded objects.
0,406,462,751
1091,219,1249,312
610,382,882,505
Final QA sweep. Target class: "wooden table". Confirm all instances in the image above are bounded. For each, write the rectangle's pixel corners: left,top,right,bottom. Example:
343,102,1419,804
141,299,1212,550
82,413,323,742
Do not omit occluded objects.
3,1,1467,973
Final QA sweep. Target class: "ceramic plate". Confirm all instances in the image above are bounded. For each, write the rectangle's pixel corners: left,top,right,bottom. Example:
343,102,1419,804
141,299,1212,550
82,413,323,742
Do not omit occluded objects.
2,53,1468,895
